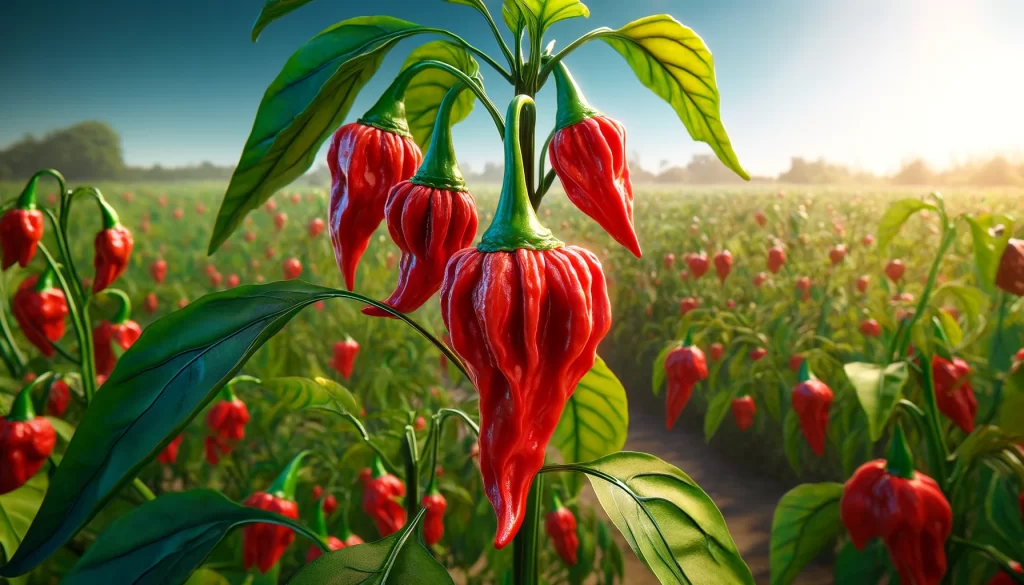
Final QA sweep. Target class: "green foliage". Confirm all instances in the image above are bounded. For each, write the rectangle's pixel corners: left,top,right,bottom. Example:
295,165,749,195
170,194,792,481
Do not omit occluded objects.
0,122,124,181
0,474,47,564
251,0,319,41
876,198,937,252
843,361,909,442
769,483,844,585
400,41,480,151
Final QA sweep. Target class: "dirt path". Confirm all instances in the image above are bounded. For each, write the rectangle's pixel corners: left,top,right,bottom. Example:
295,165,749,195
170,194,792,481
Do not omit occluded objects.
615,403,833,585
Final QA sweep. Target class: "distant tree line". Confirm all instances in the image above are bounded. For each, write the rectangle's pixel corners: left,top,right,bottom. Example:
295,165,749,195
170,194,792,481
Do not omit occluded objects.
3,121,1023,187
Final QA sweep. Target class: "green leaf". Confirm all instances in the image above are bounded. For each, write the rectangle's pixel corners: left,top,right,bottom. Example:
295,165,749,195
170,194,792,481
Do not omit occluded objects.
0,281,341,577
965,214,1014,290
930,284,989,331
953,425,1024,471
501,0,525,34
599,15,748,180
552,357,628,495
834,541,890,585
43,416,75,443
287,510,454,584
651,342,677,397
0,474,47,562
999,367,1024,435
783,410,802,477
185,568,231,585
61,490,316,585
876,198,937,252
251,0,318,42
209,16,430,253
566,451,754,585
400,40,480,150
263,376,358,416
843,361,909,442
703,390,734,443
937,310,963,348
769,483,844,585
512,0,589,40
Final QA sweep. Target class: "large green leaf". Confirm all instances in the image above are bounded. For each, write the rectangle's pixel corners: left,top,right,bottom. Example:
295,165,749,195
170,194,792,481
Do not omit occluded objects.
264,376,358,417
769,483,844,585
876,198,937,252
209,17,430,253
501,0,525,34
953,425,1024,472
965,214,1014,291
783,409,803,477
400,40,479,150
844,361,909,442
0,281,337,577
557,451,754,585
552,357,628,494
599,15,748,180
287,510,454,584
930,283,989,332
513,0,589,39
61,490,318,585
251,0,318,41
0,474,47,563
834,541,891,585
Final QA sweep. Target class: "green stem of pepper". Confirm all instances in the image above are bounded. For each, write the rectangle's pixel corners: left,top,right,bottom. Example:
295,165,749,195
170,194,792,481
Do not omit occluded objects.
891,226,957,360
101,289,132,324
37,244,97,401
267,450,312,501
402,425,420,521
512,474,543,585
551,60,599,130
410,83,469,192
984,291,1009,424
7,374,51,422
919,353,950,489
0,275,27,376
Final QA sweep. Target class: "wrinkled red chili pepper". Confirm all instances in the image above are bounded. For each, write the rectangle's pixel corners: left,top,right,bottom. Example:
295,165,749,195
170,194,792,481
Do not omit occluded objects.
422,484,447,546
792,367,833,457
841,428,952,585
931,355,977,433
361,458,407,537
731,396,756,431
12,270,68,357
548,62,640,257
679,297,701,316
988,562,1023,585
327,85,423,291
332,337,359,379
829,244,847,265
767,246,786,274
205,388,249,464
0,178,44,270
885,259,905,283
996,238,1023,296
242,454,306,573
664,339,707,430
545,493,579,566
714,250,733,282
0,383,56,494
439,97,611,548
93,306,143,377
92,199,134,293
150,259,167,284
47,379,70,417
157,435,183,465
685,252,709,279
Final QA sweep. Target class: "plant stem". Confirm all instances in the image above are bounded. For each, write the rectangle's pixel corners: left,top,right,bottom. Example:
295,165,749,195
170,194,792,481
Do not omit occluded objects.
37,244,97,401
984,291,1009,424
919,356,950,489
892,227,956,360
0,275,27,376
538,28,614,85
512,474,543,585
402,425,420,522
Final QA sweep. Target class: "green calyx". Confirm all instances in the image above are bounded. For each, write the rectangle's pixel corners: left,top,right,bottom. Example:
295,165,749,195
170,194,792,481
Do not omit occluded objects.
682,327,694,347
16,176,39,210
218,383,238,402
358,71,415,138
798,360,811,383
267,450,312,500
7,374,51,422
477,96,563,253
371,455,388,479
97,196,121,230
312,497,329,538
34,267,57,293
552,61,600,130
103,289,132,324
549,490,565,512
410,84,468,192
885,425,916,479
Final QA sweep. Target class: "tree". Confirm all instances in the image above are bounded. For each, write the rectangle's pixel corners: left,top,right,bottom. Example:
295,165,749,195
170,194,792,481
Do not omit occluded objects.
0,121,125,180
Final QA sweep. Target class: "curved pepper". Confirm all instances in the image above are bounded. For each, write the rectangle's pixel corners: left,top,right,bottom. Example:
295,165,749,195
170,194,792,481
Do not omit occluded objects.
996,238,1023,296
92,199,134,293
327,83,423,291
931,355,977,433
664,341,708,430
421,484,447,546
93,310,143,377
731,396,756,431
242,454,307,573
767,246,786,274
841,428,952,585
332,337,359,380
157,435,183,465
0,177,45,270
545,493,580,567
12,271,68,357
439,96,611,548
792,367,833,457
360,458,407,537
548,62,640,257
714,250,733,283
0,383,56,494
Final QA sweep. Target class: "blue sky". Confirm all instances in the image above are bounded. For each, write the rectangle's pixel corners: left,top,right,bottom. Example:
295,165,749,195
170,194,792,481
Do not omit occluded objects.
2,0,1022,176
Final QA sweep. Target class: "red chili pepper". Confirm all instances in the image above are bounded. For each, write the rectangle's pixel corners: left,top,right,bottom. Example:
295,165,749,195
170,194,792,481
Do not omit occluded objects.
663,253,675,269
360,458,407,537
860,319,882,338
996,238,1023,296
795,276,812,301
931,355,977,433
750,347,768,362
273,212,287,231
788,355,804,373
753,272,768,288
664,342,708,430
0,384,56,494
308,218,325,238
841,428,952,585
548,62,640,257
92,200,134,293
283,257,302,280
12,271,68,357
545,494,579,566
884,259,905,283
157,435,183,465
829,244,847,265
150,259,167,284
714,250,733,282
332,337,359,379
754,210,767,227
792,371,833,457
0,178,44,270
306,536,344,563
685,252,709,279
709,343,724,361
46,379,70,417
439,97,611,548
679,297,701,316
243,493,299,573
767,246,786,274
421,487,447,546
862,233,875,246
93,317,142,377
205,389,249,465
731,396,756,431
988,562,1023,585
857,275,870,293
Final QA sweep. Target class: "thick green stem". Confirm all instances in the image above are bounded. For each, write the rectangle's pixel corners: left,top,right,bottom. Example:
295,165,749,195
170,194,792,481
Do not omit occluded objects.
37,244,97,402
267,450,312,500
411,84,469,191
919,356,950,488
886,425,915,479
7,376,49,421
891,227,956,360
402,426,420,521
512,475,543,585
101,289,132,324
551,61,599,130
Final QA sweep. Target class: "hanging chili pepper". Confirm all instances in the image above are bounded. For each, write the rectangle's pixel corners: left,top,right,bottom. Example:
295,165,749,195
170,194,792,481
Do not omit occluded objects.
204,386,249,464
685,252,709,279
931,355,977,433
0,382,56,494
421,482,447,546
92,199,134,293
709,343,724,361
988,562,1023,585
363,84,479,318
360,457,407,537
545,493,579,567
731,396,756,431
884,259,905,283
0,177,45,270
664,334,708,430
795,276,812,302
548,62,640,257
767,246,786,274
149,259,167,284
714,250,733,283
829,244,847,265
157,435,183,465
841,427,952,585
860,319,882,338
332,337,359,379
93,291,143,376
328,80,423,291
439,96,611,548
243,452,307,573
996,238,1023,296
305,491,346,563
792,363,833,456
12,270,68,357
47,378,71,417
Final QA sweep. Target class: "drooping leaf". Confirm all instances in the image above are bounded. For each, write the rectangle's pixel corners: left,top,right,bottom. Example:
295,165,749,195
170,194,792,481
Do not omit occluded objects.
704,389,734,443
844,361,909,442
937,310,963,348
876,198,937,252
400,40,480,150
513,0,589,40
769,483,844,585
251,0,319,41
263,376,358,416
0,474,47,562
599,15,748,180
563,451,755,585
209,17,431,253
61,490,317,585
965,214,1014,290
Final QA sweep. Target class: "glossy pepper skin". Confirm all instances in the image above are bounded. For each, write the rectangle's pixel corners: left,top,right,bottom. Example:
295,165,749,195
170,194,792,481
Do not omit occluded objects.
548,62,640,257
204,392,249,464
0,210,44,271
360,460,407,537
93,319,143,377
332,338,359,379
422,489,448,546
439,96,611,548
243,491,300,573
93,223,134,293
46,379,71,417
12,273,68,357
327,122,422,291
792,377,833,457
664,344,708,430
0,385,56,494
931,356,977,433
545,496,580,567
731,396,756,431
996,238,1024,295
